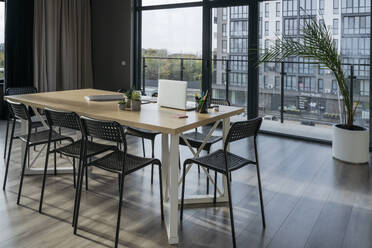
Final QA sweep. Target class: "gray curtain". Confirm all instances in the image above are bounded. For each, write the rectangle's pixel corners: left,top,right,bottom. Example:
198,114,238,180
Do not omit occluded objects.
34,0,93,92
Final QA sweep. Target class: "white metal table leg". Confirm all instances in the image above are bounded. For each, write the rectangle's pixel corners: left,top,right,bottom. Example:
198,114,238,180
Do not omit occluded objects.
162,133,179,244
178,117,231,204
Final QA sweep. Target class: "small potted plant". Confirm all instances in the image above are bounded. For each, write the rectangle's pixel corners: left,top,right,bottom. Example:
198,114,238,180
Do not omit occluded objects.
131,91,141,111
124,88,134,109
118,99,127,110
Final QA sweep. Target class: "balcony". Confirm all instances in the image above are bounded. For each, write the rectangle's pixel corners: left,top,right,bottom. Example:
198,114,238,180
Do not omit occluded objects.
141,56,370,142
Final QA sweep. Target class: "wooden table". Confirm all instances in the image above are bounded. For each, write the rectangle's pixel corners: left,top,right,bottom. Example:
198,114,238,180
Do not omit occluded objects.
5,89,244,244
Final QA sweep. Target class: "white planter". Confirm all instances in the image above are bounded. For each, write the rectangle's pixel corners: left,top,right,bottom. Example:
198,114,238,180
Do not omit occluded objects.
332,125,369,164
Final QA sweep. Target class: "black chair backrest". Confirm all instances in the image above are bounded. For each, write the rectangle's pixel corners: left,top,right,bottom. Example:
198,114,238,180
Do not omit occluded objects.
6,87,37,96
224,117,262,150
44,108,80,131
7,100,31,121
210,98,230,106
80,116,127,152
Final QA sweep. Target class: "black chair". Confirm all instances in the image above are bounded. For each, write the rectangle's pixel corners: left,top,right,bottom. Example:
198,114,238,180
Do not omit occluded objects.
3,87,43,159
126,127,160,184
180,117,266,248
3,101,74,206
39,109,116,214
117,89,161,185
179,98,230,194
74,116,164,248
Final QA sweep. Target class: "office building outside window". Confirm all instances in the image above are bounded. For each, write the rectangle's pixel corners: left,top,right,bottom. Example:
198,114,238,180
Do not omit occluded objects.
333,19,339,35
333,0,339,14
276,2,281,17
276,21,280,34
265,3,269,17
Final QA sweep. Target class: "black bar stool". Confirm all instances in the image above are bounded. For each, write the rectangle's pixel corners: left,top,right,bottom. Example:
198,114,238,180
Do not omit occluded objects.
180,117,266,248
74,116,164,248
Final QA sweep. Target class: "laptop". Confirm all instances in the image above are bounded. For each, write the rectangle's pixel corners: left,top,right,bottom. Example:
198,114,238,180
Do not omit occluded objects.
158,80,196,111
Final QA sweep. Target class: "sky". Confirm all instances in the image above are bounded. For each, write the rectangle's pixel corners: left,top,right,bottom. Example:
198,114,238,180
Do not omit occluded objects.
142,5,203,55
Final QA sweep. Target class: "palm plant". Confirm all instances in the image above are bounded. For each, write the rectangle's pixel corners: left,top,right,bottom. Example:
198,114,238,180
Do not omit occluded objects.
259,18,356,129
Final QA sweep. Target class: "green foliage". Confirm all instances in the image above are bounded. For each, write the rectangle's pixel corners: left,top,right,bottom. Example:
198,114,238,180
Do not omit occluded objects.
143,49,202,83
118,99,126,105
132,91,141,101
258,18,355,128
125,88,135,100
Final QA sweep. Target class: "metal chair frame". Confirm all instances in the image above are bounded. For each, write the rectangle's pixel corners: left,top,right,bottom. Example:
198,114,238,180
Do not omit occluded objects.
73,116,164,248
180,117,266,248
3,101,74,206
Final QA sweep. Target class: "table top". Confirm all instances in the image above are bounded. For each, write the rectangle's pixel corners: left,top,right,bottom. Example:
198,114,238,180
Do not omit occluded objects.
5,89,245,135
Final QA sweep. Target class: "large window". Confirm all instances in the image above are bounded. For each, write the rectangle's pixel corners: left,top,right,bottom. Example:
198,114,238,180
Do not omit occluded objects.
141,7,202,97
136,0,371,143
258,0,371,141
142,0,200,6
0,2,4,79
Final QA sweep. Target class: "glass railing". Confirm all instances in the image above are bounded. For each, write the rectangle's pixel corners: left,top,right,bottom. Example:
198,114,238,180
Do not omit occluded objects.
141,56,370,141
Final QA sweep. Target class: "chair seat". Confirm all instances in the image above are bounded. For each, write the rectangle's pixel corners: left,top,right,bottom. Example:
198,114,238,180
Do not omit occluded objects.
179,131,223,151
126,127,160,141
53,140,115,158
31,121,44,129
185,149,255,174
19,130,73,146
88,150,160,174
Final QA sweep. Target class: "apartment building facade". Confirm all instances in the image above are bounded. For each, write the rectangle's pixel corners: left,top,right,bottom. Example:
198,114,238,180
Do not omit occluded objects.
212,0,370,127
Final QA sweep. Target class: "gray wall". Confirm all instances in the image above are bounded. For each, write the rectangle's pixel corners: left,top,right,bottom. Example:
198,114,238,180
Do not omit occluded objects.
91,0,133,91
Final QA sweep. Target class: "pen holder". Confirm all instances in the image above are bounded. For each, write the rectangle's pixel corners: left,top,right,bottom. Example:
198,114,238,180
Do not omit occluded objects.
195,97,208,114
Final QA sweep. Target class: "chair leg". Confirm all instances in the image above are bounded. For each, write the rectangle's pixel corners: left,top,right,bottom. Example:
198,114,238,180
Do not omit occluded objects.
72,158,76,188
118,173,121,192
206,150,210,194
85,165,89,191
17,144,29,205
256,162,266,228
74,164,86,234
158,164,164,220
180,163,187,221
33,128,37,151
3,120,15,190
213,171,217,204
151,139,154,184
207,169,210,194
3,118,9,159
39,139,52,213
72,157,84,227
178,150,181,170
54,142,57,175
142,138,146,157
115,173,125,248
226,174,236,248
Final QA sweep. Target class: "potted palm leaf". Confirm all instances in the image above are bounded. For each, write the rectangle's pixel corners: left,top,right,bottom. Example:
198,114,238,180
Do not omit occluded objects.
259,19,368,164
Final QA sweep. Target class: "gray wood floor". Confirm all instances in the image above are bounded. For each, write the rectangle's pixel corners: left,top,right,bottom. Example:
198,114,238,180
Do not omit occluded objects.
0,121,371,248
